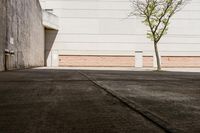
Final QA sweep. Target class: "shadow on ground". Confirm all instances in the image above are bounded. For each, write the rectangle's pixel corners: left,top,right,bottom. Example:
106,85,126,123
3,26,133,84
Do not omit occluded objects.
0,69,200,133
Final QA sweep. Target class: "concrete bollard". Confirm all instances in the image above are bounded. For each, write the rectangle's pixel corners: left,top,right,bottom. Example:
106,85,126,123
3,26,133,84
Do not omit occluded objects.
51,50,59,67
135,51,143,68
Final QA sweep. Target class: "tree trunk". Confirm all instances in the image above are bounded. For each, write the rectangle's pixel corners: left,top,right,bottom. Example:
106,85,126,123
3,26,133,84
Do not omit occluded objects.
154,42,161,71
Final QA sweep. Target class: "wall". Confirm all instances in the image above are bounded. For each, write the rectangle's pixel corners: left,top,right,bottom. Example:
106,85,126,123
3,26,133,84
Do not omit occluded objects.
161,56,200,68
42,0,200,53
42,0,200,67
0,0,7,71
1,0,44,71
59,55,135,67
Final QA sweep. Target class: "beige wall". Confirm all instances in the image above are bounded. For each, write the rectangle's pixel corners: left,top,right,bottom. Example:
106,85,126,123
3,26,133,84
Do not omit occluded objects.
41,0,200,67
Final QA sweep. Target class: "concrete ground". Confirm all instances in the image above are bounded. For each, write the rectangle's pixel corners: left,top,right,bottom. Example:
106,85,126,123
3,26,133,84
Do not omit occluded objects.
36,67,200,73
0,69,200,133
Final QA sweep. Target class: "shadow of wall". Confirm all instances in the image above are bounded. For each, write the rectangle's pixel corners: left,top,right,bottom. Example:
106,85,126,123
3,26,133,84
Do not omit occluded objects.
45,29,58,66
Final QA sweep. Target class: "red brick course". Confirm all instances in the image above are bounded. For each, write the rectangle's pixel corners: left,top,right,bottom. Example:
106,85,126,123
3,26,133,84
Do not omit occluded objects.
143,56,153,67
59,55,200,68
59,55,135,67
161,56,200,68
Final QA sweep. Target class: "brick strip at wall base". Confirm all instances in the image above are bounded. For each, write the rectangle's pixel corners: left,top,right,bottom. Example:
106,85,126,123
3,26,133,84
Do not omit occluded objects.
161,56,200,68
59,55,135,67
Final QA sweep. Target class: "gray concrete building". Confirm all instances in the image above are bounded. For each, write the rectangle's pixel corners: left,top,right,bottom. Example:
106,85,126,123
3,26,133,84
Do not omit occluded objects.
0,0,7,71
0,0,44,71
0,0,58,71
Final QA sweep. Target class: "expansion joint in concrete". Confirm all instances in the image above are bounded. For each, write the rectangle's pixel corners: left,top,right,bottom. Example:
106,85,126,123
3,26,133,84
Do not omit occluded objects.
79,71,184,133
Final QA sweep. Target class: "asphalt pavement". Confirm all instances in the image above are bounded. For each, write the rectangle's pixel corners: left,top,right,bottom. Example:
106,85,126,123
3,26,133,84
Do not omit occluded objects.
0,69,200,133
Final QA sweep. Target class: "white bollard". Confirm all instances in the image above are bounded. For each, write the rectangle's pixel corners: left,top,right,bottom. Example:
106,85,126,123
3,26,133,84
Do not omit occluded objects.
135,51,143,68
51,50,59,67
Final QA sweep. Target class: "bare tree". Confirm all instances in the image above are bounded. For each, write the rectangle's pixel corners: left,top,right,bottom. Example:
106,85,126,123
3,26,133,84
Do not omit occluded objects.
129,0,190,70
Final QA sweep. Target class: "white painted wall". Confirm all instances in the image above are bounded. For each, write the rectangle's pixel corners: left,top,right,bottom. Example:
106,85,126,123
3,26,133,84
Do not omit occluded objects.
43,11,59,30
40,0,200,67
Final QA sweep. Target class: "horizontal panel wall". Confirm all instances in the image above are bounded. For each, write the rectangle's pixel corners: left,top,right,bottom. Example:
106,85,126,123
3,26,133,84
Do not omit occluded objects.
41,0,200,67
43,0,200,55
